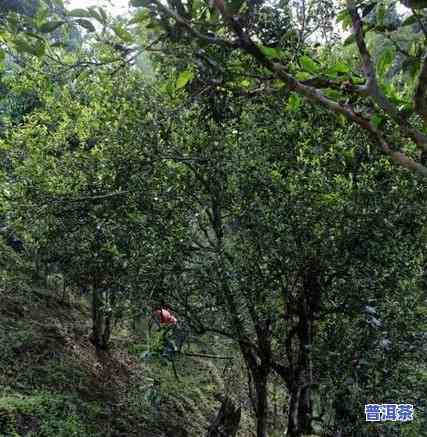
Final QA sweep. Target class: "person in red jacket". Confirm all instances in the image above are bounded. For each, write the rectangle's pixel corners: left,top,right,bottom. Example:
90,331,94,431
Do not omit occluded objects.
152,306,178,358
154,308,177,326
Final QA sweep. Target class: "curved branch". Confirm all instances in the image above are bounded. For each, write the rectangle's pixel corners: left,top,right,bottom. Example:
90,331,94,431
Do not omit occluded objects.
347,0,427,150
150,0,427,177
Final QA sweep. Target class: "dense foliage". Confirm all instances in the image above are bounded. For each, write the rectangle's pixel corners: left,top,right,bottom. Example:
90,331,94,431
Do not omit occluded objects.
1,1,426,437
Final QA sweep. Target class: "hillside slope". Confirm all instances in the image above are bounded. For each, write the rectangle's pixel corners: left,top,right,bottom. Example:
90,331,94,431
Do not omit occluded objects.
0,285,254,437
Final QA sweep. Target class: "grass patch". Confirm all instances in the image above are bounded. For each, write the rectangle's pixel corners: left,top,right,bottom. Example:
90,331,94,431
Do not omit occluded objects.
0,392,88,436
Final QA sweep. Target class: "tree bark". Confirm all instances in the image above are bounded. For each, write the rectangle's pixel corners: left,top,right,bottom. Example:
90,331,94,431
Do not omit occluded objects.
91,286,111,350
254,370,269,437
286,382,313,437
286,267,318,437
286,384,301,437
296,320,313,435
206,396,241,437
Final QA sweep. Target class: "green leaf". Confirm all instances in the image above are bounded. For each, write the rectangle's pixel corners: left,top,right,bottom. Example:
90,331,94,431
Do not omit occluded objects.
287,94,301,111
226,0,244,14
338,114,346,126
397,100,412,112
401,15,417,27
377,46,395,76
176,70,194,90
39,20,66,33
0,48,5,71
14,36,46,57
343,34,356,46
376,2,386,25
74,19,96,32
323,89,343,100
260,45,283,60
50,41,67,48
67,8,91,18
14,33,46,57
129,10,151,24
295,71,311,81
207,8,220,24
113,25,133,43
24,32,45,41
336,9,352,30
329,62,351,75
88,7,106,24
299,55,320,74
98,7,108,23
371,114,385,128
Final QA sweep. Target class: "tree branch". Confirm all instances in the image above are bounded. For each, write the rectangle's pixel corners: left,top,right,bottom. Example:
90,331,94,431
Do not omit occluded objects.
151,0,427,177
266,63,427,177
150,0,236,48
213,0,427,176
347,0,427,150
52,191,129,203
346,0,377,90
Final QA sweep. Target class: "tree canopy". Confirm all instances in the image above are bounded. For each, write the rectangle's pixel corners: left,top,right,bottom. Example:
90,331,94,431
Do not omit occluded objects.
0,1,426,437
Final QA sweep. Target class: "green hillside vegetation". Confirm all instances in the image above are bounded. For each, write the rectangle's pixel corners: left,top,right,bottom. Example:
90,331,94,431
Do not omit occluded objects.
1,1,427,436
0,280,258,436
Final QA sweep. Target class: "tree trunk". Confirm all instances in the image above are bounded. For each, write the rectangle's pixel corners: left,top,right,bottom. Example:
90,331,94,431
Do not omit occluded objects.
296,321,313,436
102,302,112,349
206,395,241,437
286,265,321,437
298,385,312,433
286,385,314,436
210,191,270,437
91,286,110,350
286,294,315,436
254,371,269,437
286,384,301,437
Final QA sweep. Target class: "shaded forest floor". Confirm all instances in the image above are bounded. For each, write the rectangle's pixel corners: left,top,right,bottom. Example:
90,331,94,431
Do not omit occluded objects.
0,285,255,437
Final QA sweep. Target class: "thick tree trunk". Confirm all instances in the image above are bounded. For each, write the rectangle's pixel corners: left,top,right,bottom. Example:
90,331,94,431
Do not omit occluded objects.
254,372,269,437
285,265,321,437
286,368,314,434
206,396,241,437
210,192,271,437
286,295,315,436
286,384,313,436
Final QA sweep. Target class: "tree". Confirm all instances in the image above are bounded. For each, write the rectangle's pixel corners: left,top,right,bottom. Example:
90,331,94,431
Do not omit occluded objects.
0,57,173,349
148,89,426,436
120,0,427,178
1,4,425,435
